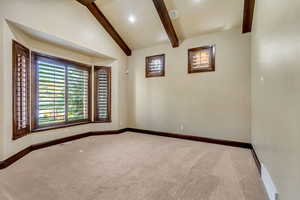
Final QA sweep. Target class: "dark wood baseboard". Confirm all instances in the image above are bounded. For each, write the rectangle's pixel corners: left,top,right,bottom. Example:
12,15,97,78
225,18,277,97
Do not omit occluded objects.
127,128,262,174
0,127,261,175
0,129,127,169
127,128,252,149
127,128,263,174
251,147,261,175
0,146,32,170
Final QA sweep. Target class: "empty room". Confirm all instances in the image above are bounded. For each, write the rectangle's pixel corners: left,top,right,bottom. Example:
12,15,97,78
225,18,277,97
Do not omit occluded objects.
0,0,299,199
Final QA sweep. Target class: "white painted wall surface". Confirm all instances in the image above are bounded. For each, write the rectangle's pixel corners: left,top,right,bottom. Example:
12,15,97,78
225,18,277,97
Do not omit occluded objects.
128,28,251,143
251,0,300,199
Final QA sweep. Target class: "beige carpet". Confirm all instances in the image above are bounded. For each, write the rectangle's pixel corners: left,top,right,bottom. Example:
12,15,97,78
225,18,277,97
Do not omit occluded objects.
0,132,267,200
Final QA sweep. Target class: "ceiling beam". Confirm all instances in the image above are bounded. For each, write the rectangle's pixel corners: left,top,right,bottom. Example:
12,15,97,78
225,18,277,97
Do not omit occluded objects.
152,0,179,48
242,0,255,33
76,0,96,6
76,1,132,56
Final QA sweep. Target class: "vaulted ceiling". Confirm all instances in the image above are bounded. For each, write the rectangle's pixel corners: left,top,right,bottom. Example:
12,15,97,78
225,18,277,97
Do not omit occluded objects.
95,0,244,50
77,0,255,55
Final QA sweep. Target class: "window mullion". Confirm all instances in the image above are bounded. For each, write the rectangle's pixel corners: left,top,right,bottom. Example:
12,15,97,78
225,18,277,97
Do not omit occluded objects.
65,65,68,124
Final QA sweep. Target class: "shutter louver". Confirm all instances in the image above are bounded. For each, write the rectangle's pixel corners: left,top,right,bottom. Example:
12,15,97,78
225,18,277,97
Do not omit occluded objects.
12,41,30,140
67,67,89,122
148,58,162,73
94,66,111,122
37,60,66,126
188,45,215,73
191,49,210,69
146,54,165,78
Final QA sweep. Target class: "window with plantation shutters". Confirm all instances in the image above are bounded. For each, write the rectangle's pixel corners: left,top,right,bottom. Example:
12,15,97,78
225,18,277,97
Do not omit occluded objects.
31,52,91,131
36,58,66,126
12,41,30,140
67,67,89,122
94,66,111,122
188,45,215,73
145,54,165,78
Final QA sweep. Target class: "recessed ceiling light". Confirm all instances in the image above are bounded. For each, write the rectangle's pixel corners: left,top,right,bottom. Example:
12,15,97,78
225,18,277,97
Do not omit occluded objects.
128,15,136,23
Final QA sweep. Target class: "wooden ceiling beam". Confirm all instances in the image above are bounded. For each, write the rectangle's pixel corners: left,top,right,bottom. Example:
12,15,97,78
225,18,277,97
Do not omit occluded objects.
76,1,132,56
76,0,96,6
152,0,179,48
242,0,255,33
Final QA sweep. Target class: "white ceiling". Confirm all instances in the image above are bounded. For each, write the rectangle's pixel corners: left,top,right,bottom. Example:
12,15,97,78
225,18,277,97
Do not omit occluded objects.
95,0,244,50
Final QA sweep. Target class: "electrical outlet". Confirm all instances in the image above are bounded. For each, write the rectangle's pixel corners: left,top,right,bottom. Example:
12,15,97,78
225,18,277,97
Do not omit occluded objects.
180,124,184,132
260,76,265,84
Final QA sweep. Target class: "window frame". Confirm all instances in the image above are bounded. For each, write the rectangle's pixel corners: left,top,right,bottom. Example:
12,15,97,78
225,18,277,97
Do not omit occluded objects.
12,40,30,140
145,54,165,78
94,66,112,123
188,45,216,74
31,51,92,132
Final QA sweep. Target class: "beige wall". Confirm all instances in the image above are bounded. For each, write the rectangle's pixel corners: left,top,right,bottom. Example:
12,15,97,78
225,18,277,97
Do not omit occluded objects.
0,0,128,161
128,28,251,143
0,19,3,159
251,0,300,199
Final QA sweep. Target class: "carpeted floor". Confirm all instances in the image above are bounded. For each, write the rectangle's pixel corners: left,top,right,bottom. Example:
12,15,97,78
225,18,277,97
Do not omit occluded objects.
0,132,268,200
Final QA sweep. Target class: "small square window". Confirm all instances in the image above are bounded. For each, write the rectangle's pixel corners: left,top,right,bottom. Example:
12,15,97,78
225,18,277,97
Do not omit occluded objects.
145,54,165,78
188,45,215,73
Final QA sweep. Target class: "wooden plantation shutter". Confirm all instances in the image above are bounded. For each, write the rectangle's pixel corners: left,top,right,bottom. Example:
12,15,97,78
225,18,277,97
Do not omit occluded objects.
145,54,165,78
12,40,30,140
35,56,66,127
67,66,90,122
188,45,215,73
31,52,91,130
94,66,111,122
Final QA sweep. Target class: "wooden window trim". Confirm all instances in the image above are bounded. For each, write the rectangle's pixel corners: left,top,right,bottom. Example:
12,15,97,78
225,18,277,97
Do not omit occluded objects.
145,54,165,78
94,66,111,123
12,40,30,140
31,121,91,133
31,51,92,132
188,45,216,73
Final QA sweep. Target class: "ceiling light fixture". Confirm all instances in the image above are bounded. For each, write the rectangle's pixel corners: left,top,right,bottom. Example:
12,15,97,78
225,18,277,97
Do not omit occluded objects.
128,15,136,23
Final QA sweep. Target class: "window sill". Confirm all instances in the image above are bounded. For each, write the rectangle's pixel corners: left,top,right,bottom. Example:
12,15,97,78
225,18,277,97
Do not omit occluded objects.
93,120,112,123
31,121,92,133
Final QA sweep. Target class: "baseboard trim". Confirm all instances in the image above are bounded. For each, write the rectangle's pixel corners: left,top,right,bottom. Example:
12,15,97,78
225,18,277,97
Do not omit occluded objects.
0,129,128,169
251,148,262,175
127,128,252,149
0,128,261,174
127,128,262,175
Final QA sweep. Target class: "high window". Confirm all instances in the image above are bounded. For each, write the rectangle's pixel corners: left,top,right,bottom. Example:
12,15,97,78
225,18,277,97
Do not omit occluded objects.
145,54,165,78
31,52,91,131
188,45,216,73
94,66,111,122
